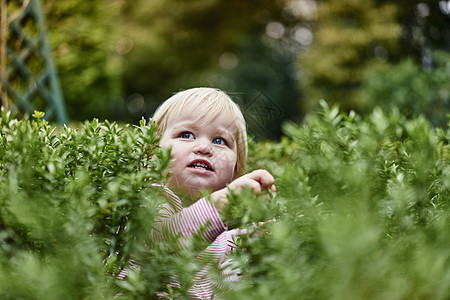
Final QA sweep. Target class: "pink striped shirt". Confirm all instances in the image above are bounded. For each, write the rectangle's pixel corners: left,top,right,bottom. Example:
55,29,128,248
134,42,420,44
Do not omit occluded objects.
152,185,241,299
119,185,241,299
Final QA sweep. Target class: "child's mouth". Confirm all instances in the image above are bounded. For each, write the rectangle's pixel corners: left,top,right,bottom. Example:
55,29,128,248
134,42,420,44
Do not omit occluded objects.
188,160,214,172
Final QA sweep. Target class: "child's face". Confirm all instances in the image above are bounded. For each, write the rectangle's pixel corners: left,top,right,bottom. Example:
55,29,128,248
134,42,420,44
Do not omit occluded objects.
159,105,238,201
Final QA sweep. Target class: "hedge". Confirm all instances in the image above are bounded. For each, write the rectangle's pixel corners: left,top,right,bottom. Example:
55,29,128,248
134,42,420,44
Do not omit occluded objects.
0,105,449,299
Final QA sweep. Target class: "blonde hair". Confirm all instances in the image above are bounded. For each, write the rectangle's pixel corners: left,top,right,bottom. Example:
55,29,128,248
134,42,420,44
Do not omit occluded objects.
153,87,247,178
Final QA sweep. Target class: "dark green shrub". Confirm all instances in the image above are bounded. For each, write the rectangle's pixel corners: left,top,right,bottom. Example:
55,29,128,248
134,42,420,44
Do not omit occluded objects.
360,51,450,128
226,102,449,299
0,105,449,299
0,109,173,298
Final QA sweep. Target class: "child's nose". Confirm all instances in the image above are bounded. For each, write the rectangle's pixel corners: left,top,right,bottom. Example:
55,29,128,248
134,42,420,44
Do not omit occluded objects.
193,139,212,156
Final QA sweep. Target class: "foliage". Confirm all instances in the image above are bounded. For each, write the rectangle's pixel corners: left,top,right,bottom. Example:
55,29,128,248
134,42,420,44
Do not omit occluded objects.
41,0,303,133
360,50,450,128
117,0,302,138
299,0,450,114
394,0,450,58
299,0,402,112
44,0,124,120
0,104,449,299
39,0,449,137
228,102,450,299
0,108,174,298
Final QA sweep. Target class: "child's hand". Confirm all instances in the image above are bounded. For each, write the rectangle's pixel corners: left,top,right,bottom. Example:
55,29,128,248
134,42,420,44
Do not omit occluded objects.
210,169,276,212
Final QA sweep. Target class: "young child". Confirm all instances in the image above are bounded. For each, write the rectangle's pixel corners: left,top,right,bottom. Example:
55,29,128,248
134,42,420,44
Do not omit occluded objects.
151,87,276,298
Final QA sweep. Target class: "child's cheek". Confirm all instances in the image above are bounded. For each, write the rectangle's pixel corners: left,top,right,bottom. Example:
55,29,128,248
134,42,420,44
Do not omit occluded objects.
215,151,237,180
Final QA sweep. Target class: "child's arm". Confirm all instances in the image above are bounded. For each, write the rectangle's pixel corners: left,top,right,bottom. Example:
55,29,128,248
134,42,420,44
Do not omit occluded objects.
150,169,275,244
150,188,227,245
210,169,276,213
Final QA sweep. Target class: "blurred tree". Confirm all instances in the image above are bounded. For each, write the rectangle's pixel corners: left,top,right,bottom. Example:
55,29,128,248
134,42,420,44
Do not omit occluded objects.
44,0,124,120
41,0,304,138
360,50,450,128
117,0,302,139
40,0,449,132
299,0,402,112
396,0,450,65
299,0,450,115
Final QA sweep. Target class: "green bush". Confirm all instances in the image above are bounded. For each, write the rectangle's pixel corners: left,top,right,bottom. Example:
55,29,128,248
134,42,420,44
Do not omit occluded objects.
229,102,450,299
0,109,173,298
0,105,449,299
360,51,450,128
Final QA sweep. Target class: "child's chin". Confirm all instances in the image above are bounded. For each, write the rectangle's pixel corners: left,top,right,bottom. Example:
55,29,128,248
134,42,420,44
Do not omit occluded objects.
187,182,214,192
185,180,217,193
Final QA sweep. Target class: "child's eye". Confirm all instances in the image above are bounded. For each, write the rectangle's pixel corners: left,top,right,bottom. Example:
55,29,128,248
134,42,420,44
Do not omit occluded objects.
212,137,227,145
180,132,195,139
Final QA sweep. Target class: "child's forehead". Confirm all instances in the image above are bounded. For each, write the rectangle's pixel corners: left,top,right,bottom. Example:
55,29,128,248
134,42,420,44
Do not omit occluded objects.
168,105,236,131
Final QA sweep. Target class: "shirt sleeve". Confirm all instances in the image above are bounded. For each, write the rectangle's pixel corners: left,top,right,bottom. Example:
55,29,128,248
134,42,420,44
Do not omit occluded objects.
151,197,227,244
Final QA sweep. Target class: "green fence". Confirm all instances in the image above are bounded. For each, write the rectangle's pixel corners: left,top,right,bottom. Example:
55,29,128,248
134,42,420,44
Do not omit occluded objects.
0,0,67,123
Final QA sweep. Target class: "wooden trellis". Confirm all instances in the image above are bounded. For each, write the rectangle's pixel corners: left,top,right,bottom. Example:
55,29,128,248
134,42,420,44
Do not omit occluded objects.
0,0,67,123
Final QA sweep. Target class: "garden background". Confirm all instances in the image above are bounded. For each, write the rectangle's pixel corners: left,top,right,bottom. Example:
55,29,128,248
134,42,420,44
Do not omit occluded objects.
1,0,449,299
5,0,450,137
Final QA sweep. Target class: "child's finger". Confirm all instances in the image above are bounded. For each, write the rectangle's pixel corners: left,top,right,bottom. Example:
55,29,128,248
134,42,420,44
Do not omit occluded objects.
247,169,275,190
244,178,262,194
229,177,262,194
